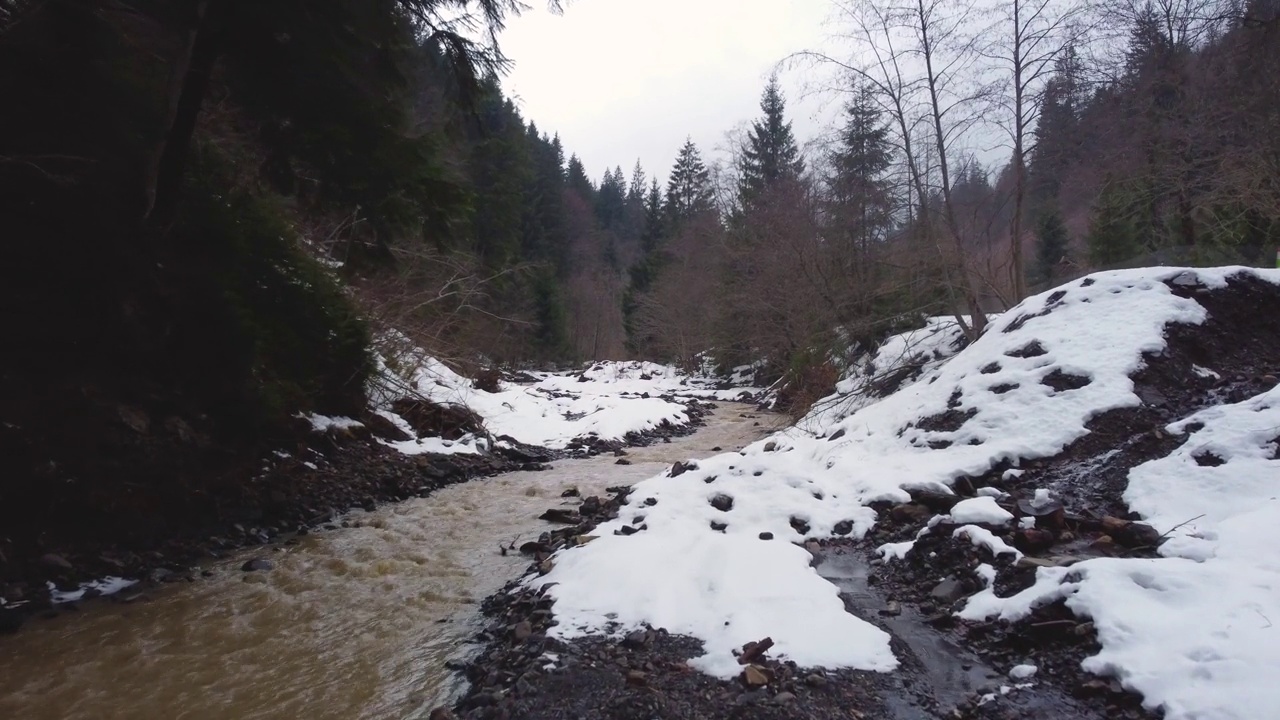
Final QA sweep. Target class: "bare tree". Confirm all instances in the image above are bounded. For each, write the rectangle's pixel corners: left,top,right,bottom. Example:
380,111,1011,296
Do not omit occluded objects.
985,0,1085,301
794,0,993,337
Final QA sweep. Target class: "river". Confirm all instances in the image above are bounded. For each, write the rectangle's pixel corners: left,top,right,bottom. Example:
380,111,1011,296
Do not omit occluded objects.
0,403,778,720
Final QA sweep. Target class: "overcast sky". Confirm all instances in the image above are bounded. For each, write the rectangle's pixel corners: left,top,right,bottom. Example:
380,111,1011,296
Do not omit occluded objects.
498,0,842,188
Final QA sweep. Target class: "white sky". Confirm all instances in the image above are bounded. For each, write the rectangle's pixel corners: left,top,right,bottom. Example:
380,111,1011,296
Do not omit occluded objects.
498,0,844,188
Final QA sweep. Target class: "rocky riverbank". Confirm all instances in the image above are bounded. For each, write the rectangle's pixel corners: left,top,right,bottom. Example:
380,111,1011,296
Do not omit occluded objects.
0,395,718,635
441,274,1280,720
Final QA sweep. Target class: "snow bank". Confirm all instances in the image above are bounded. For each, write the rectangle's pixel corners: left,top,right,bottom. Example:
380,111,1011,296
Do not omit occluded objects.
370,348,761,453
963,382,1280,720
797,317,969,433
534,267,1280,688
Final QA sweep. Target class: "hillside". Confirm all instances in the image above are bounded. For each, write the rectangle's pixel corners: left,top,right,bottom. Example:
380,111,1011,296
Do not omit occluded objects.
481,266,1280,720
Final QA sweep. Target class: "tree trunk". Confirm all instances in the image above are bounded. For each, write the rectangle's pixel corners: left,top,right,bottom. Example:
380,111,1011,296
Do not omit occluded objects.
917,0,987,337
146,0,230,228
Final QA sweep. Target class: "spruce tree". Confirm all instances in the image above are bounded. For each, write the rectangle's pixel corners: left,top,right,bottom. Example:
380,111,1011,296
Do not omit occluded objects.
566,155,594,199
1087,181,1147,266
596,166,627,229
665,139,715,227
828,83,893,253
1034,209,1070,284
627,161,647,206
737,75,805,209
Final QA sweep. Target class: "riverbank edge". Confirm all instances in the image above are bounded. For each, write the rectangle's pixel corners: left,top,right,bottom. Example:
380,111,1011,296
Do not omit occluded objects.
0,396,718,635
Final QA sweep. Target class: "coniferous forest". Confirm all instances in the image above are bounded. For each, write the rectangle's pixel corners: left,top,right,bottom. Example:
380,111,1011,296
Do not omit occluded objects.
1,0,1278,549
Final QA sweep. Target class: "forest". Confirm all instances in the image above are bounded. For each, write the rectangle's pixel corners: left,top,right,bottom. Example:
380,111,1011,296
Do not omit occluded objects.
0,0,1277,525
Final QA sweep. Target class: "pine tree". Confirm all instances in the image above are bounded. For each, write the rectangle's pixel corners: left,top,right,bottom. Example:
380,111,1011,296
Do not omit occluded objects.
596,166,627,229
828,83,893,255
627,161,646,206
1087,181,1147,266
1029,46,1083,208
642,178,665,255
1034,209,1070,283
566,154,594,199
737,75,805,209
469,93,533,268
665,139,715,227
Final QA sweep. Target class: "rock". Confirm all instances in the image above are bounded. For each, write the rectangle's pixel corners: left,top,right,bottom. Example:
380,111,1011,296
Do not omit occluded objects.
710,521,728,532
574,535,598,547
774,691,796,704
561,487,580,498
241,558,273,572
1100,516,1162,547
758,532,774,540
537,558,555,575
615,458,632,465
805,673,828,688
711,446,723,451
764,441,777,452
890,503,934,524
428,708,457,720
39,553,73,571
1012,527,1056,553
907,488,960,512
709,494,734,512
832,520,855,536
930,578,966,604
1017,497,1066,528
519,541,550,555
148,567,174,583
738,637,774,665
614,449,628,457
622,629,649,649
670,460,698,477
880,601,902,616
741,664,770,687
513,621,532,642
579,496,602,515
626,669,648,686
538,509,580,524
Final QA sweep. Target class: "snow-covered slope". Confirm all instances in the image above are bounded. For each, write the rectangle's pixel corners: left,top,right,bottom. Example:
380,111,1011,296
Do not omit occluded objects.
531,267,1280,718
367,351,762,453
962,382,1280,720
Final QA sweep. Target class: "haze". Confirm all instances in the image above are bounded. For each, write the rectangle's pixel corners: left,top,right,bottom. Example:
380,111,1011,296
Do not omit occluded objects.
499,0,839,184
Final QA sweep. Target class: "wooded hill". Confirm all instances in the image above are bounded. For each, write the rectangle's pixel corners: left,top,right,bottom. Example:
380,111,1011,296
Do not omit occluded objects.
1,0,1278,545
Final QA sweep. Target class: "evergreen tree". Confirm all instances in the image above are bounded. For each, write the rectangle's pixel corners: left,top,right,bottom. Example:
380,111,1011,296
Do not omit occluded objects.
642,178,665,255
737,75,805,209
627,161,647,206
596,165,627,229
566,154,594,199
522,128,570,271
1087,181,1147,266
469,92,534,268
1029,47,1083,207
665,139,715,227
1034,209,1070,284
828,83,894,254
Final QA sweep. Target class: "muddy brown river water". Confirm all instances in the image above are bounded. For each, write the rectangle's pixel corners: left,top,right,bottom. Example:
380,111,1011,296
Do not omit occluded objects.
0,404,780,720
